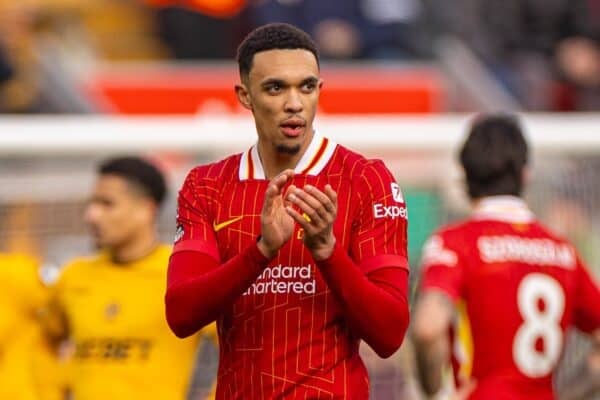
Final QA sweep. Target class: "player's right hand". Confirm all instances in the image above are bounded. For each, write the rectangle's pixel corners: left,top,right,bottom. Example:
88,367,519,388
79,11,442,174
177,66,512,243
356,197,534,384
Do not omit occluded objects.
258,169,295,259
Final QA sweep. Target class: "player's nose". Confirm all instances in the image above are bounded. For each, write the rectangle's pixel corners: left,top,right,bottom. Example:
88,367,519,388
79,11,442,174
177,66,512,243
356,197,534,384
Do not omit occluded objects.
84,203,101,225
284,89,303,113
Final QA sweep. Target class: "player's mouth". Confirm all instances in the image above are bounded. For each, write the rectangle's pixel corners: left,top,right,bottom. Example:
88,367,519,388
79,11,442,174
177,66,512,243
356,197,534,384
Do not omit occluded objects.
88,225,103,241
280,118,306,138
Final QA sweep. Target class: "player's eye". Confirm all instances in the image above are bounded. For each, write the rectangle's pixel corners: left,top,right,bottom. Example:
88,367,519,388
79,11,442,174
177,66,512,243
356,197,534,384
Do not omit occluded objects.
99,199,114,207
266,83,283,94
301,82,316,93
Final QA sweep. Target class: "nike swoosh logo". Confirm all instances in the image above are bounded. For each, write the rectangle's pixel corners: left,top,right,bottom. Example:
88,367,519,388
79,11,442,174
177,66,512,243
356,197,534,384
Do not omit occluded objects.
213,216,243,232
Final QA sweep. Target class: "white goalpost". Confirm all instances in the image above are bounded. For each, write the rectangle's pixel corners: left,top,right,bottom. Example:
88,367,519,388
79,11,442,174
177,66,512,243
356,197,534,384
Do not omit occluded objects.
1,113,599,399
1,114,600,154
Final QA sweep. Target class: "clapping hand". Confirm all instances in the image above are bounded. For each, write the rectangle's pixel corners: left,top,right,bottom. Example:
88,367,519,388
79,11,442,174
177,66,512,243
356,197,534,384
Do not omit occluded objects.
285,183,338,260
257,169,296,259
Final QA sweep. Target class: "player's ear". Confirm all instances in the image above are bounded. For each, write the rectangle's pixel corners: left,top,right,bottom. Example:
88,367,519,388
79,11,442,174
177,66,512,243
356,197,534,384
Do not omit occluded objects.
137,196,158,223
318,78,324,90
235,84,252,110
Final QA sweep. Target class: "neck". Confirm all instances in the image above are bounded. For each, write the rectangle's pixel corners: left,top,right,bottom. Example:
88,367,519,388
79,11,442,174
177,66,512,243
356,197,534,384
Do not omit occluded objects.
471,197,484,209
110,227,159,264
471,195,523,207
258,129,314,179
259,150,301,179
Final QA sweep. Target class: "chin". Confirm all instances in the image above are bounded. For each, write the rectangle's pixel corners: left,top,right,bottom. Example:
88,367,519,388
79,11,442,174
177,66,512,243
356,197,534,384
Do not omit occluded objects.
92,236,110,250
276,143,302,155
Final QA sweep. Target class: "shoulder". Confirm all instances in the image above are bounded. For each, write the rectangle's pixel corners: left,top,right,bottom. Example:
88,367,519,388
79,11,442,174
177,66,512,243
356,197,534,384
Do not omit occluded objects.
0,252,40,286
184,154,242,187
0,252,38,270
180,155,241,209
421,221,493,274
530,220,573,246
529,220,581,268
435,220,474,240
425,219,478,254
142,244,173,273
58,254,101,285
154,243,173,258
334,145,393,179
333,146,397,199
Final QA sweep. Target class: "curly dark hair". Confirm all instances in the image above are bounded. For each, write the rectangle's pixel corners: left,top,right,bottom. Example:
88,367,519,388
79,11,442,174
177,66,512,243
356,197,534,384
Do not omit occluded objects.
459,114,529,199
236,23,319,79
99,156,168,208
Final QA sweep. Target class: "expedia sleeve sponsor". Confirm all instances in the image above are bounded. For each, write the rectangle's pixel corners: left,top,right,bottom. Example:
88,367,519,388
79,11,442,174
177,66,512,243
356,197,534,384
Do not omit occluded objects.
391,182,404,202
371,181,408,220
75,338,153,361
372,203,408,220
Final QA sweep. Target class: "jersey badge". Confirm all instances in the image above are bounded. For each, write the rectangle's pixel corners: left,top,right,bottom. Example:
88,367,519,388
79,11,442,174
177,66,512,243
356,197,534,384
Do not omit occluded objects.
105,303,120,320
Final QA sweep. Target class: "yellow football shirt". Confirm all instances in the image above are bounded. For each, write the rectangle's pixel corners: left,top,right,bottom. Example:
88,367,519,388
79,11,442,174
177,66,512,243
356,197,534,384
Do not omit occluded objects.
0,253,64,400
54,244,207,400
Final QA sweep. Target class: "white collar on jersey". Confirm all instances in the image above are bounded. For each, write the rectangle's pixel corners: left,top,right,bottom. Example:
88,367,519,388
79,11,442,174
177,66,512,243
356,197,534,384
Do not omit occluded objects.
238,131,337,180
472,195,535,224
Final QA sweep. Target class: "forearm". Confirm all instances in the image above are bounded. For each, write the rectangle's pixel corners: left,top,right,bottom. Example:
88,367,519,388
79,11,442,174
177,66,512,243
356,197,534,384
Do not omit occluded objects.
40,297,69,347
413,334,449,396
316,244,410,358
558,350,600,400
411,291,455,396
165,243,269,338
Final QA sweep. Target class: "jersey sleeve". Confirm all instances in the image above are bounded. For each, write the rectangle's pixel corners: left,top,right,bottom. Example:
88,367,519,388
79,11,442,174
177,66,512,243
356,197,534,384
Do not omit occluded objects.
350,160,408,274
14,254,48,311
419,233,466,301
573,256,600,333
43,261,75,342
173,167,220,261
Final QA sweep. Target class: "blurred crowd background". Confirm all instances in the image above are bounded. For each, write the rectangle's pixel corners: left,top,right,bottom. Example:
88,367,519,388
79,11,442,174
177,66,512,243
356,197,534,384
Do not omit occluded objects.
0,0,599,113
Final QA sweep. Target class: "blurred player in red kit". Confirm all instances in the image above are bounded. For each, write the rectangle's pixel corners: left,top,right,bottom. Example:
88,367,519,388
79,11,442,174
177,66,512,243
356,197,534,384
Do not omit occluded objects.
164,22,410,399
412,114,600,400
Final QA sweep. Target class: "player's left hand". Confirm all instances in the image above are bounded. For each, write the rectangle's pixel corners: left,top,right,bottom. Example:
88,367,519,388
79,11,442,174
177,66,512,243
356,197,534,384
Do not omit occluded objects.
285,184,337,260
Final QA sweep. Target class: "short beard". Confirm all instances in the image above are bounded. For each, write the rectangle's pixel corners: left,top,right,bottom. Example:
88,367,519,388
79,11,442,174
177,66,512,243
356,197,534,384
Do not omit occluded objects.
276,144,301,155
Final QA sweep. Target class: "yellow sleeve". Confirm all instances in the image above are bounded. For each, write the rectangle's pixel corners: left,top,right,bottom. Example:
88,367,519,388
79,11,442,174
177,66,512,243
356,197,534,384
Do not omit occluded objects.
32,261,69,400
0,254,67,400
40,262,76,345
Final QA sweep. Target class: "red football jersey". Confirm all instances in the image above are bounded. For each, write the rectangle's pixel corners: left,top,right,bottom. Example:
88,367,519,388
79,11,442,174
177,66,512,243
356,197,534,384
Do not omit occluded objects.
174,133,408,399
420,196,600,400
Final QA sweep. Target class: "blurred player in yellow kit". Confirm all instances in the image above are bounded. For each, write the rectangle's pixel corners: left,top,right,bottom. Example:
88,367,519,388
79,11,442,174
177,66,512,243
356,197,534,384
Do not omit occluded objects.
0,252,64,400
47,156,216,400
